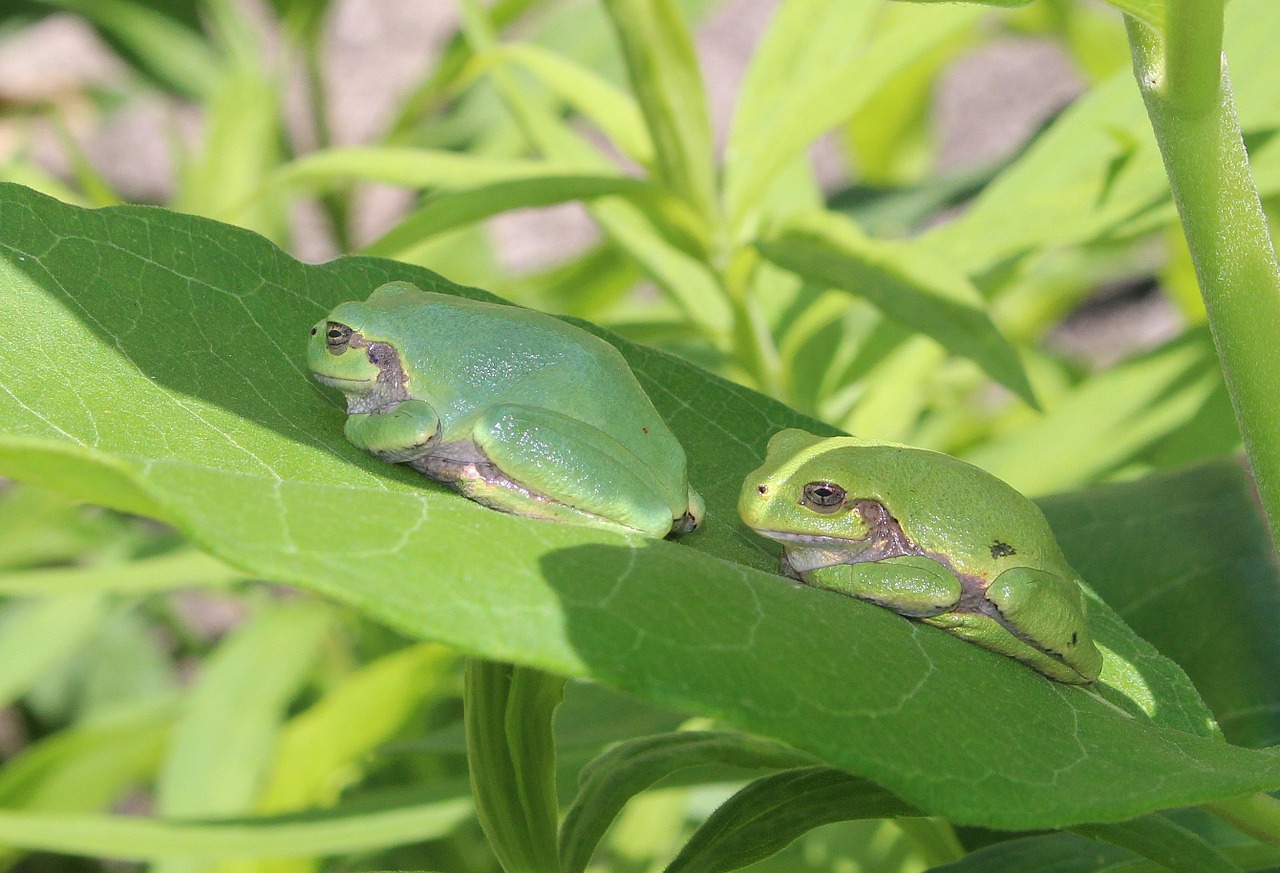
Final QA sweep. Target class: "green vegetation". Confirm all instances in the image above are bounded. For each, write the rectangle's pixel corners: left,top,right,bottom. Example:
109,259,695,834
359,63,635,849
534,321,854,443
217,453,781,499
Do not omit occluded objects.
0,0,1278,870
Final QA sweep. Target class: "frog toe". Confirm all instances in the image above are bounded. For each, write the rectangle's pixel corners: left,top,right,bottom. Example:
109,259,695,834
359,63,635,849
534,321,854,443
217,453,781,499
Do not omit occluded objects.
671,489,705,536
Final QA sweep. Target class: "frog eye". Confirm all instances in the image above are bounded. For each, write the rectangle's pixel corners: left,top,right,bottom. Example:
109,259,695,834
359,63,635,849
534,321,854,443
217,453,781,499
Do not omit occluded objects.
326,322,353,355
801,481,846,513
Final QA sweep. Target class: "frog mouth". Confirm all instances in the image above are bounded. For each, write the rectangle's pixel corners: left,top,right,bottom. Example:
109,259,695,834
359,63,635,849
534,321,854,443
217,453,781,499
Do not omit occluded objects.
751,529,866,548
312,373,374,388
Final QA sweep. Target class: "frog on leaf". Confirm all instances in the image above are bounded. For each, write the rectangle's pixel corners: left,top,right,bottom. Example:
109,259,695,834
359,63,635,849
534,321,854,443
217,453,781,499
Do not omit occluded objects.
739,429,1103,684
308,282,704,538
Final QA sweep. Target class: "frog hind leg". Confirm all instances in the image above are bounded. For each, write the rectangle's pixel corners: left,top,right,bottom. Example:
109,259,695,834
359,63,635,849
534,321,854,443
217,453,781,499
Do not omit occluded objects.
462,404,689,538
923,609,1096,684
987,567,1103,682
344,399,440,463
803,555,963,617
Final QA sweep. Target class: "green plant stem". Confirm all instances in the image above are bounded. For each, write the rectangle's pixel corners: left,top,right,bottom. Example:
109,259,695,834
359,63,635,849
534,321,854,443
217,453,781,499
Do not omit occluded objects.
1207,793,1280,849
1126,12,1280,549
464,658,564,873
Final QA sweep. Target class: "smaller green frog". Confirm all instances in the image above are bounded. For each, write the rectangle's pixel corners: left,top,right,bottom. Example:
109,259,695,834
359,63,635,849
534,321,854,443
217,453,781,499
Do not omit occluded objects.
308,281,703,538
739,429,1102,684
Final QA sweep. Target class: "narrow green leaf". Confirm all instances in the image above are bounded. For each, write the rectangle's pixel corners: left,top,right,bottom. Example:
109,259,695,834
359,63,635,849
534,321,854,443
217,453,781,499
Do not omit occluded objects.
923,832,1133,872
9,185,1280,830
465,661,564,873
667,767,918,873
362,176,698,261
963,331,1221,495
44,0,222,97
728,0,877,157
269,149,596,194
1074,814,1243,873
257,643,457,812
173,65,285,239
923,0,1270,277
756,210,1036,406
560,731,816,873
458,3,731,337
0,549,247,596
0,160,91,209
1105,0,1165,32
724,4,980,237
28,606,177,723
589,198,732,335
484,43,655,165
600,0,718,224
0,595,104,709
919,70,1159,276
156,603,332,820
0,797,473,861
895,0,1032,6
0,697,176,811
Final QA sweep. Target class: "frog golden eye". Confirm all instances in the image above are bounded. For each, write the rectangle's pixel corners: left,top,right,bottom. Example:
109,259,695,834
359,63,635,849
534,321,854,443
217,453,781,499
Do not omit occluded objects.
801,481,846,513
326,322,353,355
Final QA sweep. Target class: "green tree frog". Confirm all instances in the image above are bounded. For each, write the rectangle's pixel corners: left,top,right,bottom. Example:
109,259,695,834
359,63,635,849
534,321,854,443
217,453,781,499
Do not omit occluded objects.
308,281,704,538
739,429,1103,684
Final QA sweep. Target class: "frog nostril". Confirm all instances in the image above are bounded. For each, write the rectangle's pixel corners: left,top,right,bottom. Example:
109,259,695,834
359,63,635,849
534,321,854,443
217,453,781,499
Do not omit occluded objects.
757,485,767,494
311,327,317,336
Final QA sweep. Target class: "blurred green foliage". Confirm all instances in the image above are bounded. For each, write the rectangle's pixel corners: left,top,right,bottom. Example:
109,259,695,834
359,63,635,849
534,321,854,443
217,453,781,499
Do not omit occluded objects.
0,0,1277,870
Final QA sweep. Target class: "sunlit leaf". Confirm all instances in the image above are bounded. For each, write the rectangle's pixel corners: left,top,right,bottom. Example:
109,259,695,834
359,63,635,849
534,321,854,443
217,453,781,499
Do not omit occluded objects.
666,768,916,873
560,731,815,873
5,185,1280,830
756,210,1036,406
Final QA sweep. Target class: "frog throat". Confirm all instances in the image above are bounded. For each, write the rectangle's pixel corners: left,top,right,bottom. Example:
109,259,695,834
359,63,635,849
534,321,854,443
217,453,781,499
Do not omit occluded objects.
340,331,413,415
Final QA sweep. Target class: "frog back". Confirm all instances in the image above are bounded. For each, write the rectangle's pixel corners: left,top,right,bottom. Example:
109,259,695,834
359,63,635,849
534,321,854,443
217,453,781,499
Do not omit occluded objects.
850,444,1073,582
353,289,688,490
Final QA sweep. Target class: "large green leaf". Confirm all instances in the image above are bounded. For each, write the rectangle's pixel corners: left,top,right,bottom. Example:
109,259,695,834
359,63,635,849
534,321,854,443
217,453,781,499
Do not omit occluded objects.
4,184,1280,829
1041,460,1280,750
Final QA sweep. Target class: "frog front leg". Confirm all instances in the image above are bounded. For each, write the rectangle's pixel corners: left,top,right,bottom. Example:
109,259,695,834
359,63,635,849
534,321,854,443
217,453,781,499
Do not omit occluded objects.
344,399,440,463
803,555,963,617
462,404,693,538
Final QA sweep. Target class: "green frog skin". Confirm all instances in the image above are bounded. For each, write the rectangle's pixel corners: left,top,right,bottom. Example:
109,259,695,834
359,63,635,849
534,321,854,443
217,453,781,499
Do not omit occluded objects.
739,429,1102,684
308,281,704,538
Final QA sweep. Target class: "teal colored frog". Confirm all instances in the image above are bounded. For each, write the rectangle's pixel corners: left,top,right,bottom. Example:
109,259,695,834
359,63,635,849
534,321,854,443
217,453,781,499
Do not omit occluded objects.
308,282,703,537
739,429,1102,684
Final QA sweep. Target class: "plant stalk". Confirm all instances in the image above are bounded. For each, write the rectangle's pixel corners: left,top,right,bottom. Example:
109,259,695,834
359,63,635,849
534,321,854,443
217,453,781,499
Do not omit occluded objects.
1208,793,1280,850
1126,9,1280,549
464,659,564,873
